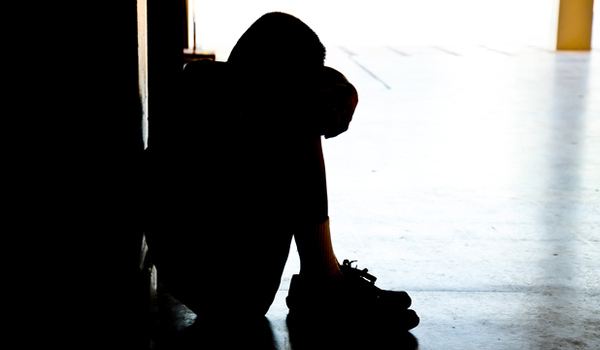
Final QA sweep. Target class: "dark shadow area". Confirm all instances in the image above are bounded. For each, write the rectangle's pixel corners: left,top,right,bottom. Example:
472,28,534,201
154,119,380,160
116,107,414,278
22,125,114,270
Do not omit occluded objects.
150,292,277,350
149,289,419,350
151,319,277,350
287,314,419,350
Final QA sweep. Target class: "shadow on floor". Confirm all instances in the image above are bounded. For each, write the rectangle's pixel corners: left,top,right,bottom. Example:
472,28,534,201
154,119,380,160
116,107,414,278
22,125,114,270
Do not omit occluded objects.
149,292,418,350
151,317,277,349
287,313,419,350
148,290,275,349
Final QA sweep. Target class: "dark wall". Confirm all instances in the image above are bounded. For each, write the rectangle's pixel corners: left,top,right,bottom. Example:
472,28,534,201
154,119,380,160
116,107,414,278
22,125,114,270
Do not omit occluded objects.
18,1,181,347
147,0,185,151
53,2,146,346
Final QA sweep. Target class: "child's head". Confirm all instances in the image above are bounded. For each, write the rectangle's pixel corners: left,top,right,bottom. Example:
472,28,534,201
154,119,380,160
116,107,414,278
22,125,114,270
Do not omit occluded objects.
228,12,326,72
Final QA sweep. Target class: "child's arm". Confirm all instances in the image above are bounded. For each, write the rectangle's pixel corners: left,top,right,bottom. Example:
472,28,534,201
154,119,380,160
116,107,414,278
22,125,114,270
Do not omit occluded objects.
318,67,359,138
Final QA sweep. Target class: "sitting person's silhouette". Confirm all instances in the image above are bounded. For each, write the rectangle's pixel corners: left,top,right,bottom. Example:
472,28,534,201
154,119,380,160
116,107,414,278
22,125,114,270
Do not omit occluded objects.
145,12,418,331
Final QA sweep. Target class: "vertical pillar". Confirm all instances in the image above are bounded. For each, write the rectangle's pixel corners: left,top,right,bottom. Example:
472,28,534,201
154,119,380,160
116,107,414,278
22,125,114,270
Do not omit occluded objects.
186,0,195,51
138,0,149,148
556,0,595,50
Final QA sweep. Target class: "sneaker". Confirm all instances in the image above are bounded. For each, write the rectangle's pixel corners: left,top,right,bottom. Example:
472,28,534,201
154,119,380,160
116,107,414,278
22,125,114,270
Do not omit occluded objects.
286,259,419,331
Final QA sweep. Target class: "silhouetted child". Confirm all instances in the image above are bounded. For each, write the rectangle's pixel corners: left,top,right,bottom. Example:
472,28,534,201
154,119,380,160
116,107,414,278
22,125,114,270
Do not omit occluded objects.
145,12,418,332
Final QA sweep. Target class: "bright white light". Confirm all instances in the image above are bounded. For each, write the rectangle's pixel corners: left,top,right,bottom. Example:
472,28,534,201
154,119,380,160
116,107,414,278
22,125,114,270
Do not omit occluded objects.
193,0,560,59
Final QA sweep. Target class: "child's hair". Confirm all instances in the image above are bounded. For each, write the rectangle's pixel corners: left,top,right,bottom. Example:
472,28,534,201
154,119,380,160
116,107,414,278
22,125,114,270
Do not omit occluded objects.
228,12,326,70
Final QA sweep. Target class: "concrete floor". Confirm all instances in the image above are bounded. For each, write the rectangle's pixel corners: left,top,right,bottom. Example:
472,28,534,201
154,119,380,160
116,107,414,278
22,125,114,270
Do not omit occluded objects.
152,45,600,349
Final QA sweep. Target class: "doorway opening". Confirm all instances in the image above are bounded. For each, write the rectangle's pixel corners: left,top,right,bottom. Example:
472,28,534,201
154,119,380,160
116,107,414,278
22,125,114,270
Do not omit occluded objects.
184,0,594,61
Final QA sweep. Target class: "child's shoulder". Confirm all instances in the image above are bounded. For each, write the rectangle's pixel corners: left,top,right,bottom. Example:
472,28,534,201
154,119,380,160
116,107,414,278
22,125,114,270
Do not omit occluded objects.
183,59,228,77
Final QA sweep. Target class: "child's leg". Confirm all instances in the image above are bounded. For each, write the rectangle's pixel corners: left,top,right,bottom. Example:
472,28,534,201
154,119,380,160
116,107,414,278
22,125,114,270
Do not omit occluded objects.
291,135,342,281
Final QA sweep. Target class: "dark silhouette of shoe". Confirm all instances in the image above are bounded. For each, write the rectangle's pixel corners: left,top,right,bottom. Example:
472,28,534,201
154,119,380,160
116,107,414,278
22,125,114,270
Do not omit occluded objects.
286,259,419,331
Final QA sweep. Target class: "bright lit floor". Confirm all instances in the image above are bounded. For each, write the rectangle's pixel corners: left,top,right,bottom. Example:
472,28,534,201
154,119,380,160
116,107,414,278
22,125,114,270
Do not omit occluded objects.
152,45,600,350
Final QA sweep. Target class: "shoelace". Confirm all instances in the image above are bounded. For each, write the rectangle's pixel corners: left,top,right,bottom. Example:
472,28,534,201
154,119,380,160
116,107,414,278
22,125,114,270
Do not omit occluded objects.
341,259,377,284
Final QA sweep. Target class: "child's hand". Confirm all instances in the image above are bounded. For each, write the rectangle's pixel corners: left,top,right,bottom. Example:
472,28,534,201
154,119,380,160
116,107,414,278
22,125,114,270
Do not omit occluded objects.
317,79,359,139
